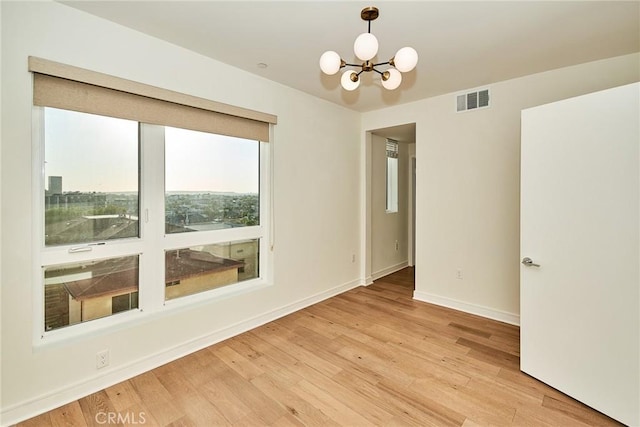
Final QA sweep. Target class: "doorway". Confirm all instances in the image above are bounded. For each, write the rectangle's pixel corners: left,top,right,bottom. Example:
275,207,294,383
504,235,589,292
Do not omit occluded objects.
364,123,416,284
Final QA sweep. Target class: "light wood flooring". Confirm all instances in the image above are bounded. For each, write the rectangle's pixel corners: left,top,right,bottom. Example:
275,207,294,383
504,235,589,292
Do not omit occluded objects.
17,268,622,426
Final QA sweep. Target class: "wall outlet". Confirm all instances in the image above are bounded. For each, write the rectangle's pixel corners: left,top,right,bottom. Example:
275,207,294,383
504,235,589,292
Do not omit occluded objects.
96,350,110,369
456,269,463,280
351,253,356,263
395,240,399,251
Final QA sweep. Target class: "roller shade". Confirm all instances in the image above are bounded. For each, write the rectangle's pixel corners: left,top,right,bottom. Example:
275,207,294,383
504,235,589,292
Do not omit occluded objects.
29,57,276,142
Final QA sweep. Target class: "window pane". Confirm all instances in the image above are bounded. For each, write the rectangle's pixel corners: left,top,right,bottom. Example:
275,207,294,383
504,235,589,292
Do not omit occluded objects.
165,239,259,300
386,139,399,213
44,108,139,246
165,127,259,234
386,157,399,213
44,255,139,331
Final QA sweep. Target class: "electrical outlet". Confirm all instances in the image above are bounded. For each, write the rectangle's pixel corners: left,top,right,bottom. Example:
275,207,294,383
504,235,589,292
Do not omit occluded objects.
456,269,463,280
96,350,109,369
395,240,399,251
351,253,356,263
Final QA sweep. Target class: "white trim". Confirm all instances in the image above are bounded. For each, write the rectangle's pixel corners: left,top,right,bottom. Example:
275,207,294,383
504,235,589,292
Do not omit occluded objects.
1,277,362,426
361,130,373,286
408,154,416,267
139,123,166,311
371,261,408,281
268,125,275,255
413,291,520,326
32,107,46,344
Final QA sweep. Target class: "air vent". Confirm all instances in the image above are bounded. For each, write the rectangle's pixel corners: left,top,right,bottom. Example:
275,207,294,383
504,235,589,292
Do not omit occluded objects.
456,88,490,112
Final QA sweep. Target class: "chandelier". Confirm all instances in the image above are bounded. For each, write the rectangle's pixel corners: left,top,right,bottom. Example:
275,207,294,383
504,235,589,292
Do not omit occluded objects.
319,6,418,91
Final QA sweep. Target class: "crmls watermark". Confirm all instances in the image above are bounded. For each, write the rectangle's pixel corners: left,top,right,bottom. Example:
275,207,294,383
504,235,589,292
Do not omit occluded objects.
95,411,147,425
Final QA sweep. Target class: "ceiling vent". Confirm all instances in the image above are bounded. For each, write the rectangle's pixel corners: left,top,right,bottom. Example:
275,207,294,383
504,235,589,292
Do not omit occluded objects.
456,88,490,112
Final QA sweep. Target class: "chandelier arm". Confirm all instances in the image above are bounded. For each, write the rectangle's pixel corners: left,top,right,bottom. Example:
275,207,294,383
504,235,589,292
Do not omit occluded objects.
372,68,385,76
344,62,362,68
372,61,391,67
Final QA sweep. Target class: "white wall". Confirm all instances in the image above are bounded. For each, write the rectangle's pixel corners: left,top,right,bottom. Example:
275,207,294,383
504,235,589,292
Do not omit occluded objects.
370,134,409,278
0,2,361,423
362,53,640,325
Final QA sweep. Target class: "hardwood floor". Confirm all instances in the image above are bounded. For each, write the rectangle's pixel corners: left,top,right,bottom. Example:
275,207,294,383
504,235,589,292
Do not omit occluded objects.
17,268,622,426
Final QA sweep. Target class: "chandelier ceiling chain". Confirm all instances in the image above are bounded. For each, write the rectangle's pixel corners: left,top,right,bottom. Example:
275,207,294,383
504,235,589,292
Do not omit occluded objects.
319,6,418,91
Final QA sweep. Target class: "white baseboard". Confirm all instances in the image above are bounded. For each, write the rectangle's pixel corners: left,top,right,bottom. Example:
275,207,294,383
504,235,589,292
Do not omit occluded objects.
1,278,362,426
371,261,409,282
413,291,520,326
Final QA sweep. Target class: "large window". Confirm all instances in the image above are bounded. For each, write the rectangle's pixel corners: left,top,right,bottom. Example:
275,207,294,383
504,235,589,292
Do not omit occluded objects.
39,109,267,333
32,57,274,338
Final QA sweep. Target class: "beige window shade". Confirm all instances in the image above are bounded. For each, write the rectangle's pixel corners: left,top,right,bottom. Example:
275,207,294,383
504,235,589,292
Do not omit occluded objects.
29,57,276,142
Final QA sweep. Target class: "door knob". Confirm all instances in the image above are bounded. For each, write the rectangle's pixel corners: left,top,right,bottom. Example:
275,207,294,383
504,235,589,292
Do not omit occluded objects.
522,257,540,267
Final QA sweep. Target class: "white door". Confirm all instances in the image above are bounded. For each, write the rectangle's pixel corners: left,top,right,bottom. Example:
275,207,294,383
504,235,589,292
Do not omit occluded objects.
520,83,639,426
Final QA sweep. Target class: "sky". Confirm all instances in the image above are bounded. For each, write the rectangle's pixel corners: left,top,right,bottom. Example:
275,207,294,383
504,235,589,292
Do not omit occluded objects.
44,108,259,194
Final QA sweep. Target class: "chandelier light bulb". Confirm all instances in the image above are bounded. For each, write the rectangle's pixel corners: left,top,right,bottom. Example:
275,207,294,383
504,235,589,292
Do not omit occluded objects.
393,47,418,73
381,68,402,90
319,51,342,75
353,33,379,61
341,70,360,91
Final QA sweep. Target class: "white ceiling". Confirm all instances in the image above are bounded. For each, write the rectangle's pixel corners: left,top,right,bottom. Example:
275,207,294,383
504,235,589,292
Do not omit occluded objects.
61,1,639,113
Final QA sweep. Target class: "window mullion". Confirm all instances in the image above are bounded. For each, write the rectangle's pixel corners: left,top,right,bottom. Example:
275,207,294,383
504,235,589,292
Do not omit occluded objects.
260,139,271,283
139,123,166,313
33,107,46,342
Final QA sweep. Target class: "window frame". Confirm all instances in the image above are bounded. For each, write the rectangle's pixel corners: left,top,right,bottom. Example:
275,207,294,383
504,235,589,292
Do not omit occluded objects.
32,109,272,346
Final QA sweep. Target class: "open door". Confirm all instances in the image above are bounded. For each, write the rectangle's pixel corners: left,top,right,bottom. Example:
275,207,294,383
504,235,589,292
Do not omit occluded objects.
520,83,639,426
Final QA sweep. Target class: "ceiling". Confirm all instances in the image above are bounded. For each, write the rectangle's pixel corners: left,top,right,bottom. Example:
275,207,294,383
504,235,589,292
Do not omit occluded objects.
61,1,639,113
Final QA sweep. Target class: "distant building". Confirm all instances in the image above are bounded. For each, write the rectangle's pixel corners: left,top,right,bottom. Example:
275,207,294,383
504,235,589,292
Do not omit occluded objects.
202,239,258,282
45,191,108,210
164,249,245,300
47,176,62,195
